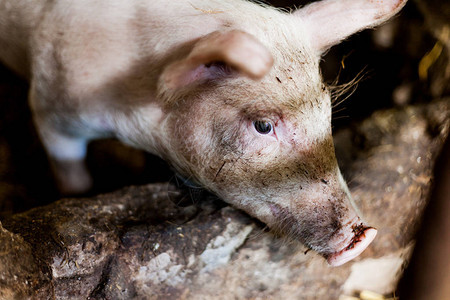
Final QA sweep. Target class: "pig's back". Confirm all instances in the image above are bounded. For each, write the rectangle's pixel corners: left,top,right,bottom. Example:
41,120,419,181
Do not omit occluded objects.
0,0,47,78
29,0,289,102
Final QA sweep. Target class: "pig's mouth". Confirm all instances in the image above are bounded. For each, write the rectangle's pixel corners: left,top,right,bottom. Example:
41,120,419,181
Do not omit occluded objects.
325,226,377,267
268,203,377,266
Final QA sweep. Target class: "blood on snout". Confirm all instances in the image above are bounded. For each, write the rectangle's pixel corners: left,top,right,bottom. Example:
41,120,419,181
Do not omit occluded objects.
346,223,368,250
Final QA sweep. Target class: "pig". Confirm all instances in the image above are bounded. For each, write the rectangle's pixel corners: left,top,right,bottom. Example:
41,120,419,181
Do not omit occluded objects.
0,0,407,266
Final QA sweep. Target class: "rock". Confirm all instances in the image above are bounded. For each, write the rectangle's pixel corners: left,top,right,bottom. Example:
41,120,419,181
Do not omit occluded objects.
397,120,450,299
0,221,50,299
0,99,448,299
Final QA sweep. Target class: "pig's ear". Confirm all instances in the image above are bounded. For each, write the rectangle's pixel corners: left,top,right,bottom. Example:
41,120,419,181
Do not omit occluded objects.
162,30,273,90
295,0,407,54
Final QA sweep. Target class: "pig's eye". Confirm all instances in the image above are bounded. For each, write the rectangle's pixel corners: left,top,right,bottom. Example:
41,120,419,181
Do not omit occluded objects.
253,120,273,134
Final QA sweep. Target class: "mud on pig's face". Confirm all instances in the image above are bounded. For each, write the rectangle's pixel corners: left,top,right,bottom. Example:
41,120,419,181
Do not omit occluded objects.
157,0,409,265
165,66,376,266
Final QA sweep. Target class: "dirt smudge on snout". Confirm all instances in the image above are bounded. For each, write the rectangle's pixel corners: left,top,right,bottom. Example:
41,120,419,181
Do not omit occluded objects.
345,224,375,251
268,201,343,255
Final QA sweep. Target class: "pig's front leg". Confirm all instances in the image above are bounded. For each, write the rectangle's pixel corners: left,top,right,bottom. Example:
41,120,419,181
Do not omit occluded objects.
30,104,92,195
43,134,92,195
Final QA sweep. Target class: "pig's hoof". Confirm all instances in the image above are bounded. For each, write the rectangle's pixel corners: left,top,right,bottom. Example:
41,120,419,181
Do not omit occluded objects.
327,228,377,267
58,174,93,196
50,159,93,195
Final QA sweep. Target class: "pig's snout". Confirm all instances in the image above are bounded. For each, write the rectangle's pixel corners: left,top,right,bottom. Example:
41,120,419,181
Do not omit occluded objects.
268,187,377,266
326,225,377,267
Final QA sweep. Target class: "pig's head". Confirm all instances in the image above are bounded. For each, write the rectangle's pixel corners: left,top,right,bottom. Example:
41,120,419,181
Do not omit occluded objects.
156,0,406,266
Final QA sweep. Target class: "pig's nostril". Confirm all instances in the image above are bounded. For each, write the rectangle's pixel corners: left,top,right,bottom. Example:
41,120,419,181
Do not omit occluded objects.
326,227,377,267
